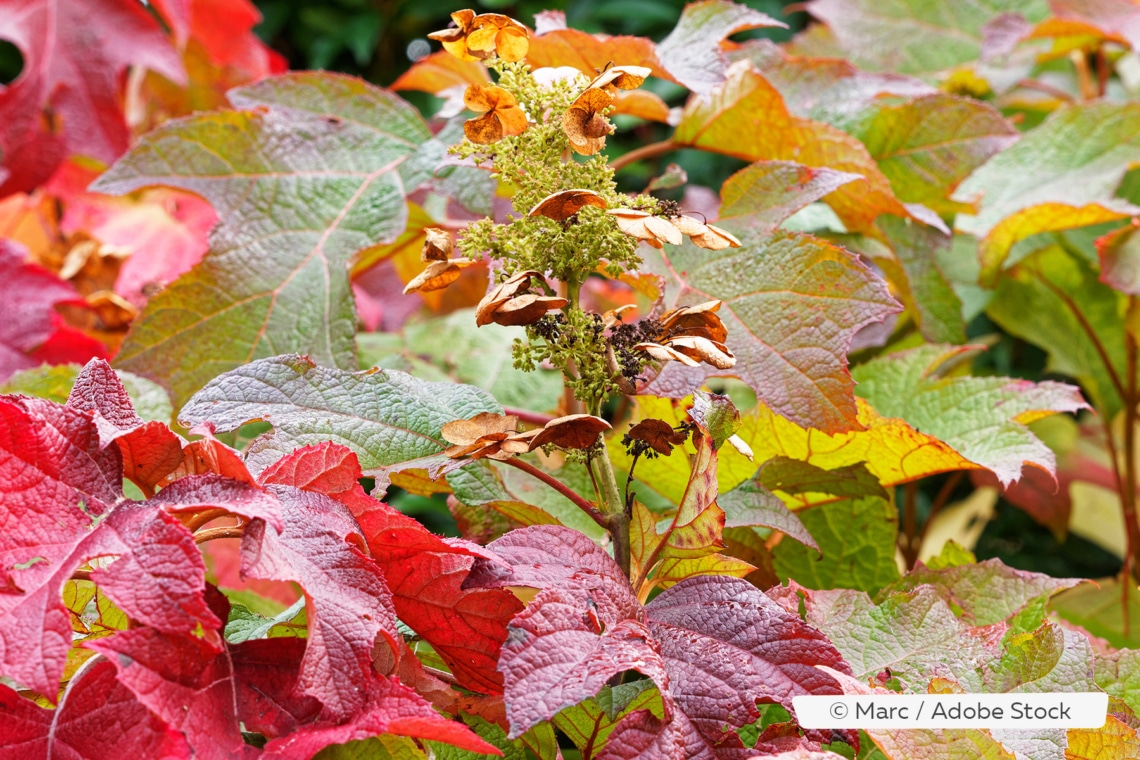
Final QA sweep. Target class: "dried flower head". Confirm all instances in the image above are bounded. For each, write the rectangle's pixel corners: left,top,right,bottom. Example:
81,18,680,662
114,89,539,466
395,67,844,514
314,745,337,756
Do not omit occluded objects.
562,88,614,155
634,301,735,369
476,270,568,327
463,84,528,144
441,412,521,460
403,258,476,294
428,10,529,63
624,418,689,456
587,65,652,94
529,189,607,221
659,301,728,344
526,414,611,451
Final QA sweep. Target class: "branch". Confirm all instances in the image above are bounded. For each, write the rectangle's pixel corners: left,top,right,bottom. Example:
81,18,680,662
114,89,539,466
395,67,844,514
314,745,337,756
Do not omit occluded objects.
610,139,678,172
501,457,610,530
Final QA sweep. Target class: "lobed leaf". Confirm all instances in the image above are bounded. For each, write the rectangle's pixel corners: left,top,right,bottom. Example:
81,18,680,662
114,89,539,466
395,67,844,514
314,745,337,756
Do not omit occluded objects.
94,73,433,408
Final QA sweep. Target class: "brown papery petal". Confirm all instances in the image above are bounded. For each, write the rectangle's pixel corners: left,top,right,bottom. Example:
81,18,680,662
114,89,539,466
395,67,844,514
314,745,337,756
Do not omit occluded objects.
690,223,741,250
627,418,687,456
489,294,569,326
667,336,736,369
464,112,504,144
422,227,453,262
529,189,607,221
608,209,683,246
403,260,463,294
476,270,541,326
441,412,519,446
465,25,500,57
494,25,529,62
667,214,709,237
495,105,529,138
588,65,652,92
464,83,513,113
528,414,612,451
635,341,700,367
660,300,728,343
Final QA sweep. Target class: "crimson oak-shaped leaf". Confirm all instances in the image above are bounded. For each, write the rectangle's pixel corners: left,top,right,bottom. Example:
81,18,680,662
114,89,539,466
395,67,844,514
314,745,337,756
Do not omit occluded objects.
89,624,245,760
262,442,522,695
66,359,184,492
0,242,108,383
180,354,501,479
0,659,191,760
241,484,400,720
93,73,435,407
0,0,184,194
481,526,850,754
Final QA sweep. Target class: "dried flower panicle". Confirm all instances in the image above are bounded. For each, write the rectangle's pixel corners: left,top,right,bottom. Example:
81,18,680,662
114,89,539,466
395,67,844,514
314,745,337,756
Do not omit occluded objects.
634,301,735,370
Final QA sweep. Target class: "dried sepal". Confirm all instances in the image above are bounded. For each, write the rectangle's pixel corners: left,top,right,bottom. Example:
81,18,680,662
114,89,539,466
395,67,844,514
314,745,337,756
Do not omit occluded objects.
664,214,741,250
442,412,522,461
427,10,479,61
601,304,637,329
529,190,607,222
485,293,569,327
562,88,614,155
467,13,529,62
635,341,700,366
476,270,545,326
527,414,612,451
587,65,652,93
403,259,475,294
663,335,736,369
626,418,688,456
659,300,728,344
422,227,453,262
608,208,683,248
464,84,528,144
428,10,529,63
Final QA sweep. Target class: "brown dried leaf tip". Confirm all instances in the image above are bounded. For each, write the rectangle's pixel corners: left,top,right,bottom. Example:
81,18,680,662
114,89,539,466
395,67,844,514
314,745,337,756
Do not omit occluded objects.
608,208,741,250
403,228,473,295
442,412,610,461
476,270,568,327
624,418,689,457
428,10,529,63
464,84,529,144
635,300,736,369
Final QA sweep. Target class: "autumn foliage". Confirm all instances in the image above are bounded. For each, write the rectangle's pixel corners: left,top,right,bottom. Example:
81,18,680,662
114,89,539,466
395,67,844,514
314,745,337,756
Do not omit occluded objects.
3,0,1140,758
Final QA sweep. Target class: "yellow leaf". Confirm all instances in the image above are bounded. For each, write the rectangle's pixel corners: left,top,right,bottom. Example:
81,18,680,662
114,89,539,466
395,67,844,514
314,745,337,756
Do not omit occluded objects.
1066,716,1140,760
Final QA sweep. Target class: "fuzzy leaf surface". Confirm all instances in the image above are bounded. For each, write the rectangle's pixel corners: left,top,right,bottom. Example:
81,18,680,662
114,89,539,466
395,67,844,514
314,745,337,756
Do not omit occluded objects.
93,73,432,407
180,354,500,478
852,344,1088,486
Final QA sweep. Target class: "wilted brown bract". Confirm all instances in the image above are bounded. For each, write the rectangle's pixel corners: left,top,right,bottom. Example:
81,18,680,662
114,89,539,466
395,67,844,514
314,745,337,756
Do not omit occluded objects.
587,64,652,93
475,270,566,327
442,412,521,460
403,259,476,294
464,84,528,144
428,9,529,63
421,228,453,261
563,88,614,155
608,208,683,248
659,301,728,344
529,189,607,221
635,300,736,369
527,414,612,450
626,418,688,456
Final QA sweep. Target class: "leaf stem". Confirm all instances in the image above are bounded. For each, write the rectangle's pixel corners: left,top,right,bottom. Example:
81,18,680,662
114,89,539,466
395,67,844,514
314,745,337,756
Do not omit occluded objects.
501,406,556,426
181,508,231,532
610,139,678,172
901,482,919,570
915,471,966,557
194,525,246,544
501,457,610,530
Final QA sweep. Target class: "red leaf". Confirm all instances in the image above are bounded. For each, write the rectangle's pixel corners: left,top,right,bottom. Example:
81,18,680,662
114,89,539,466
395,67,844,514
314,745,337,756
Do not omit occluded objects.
240,485,401,720
163,425,255,486
88,627,244,760
0,659,191,759
67,359,185,490
259,673,501,759
0,242,107,382
231,638,322,739
0,0,184,193
262,443,523,696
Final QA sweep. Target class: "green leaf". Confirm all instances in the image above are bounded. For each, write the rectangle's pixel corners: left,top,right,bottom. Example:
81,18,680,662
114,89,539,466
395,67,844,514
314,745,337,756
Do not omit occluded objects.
717,160,861,232
802,586,993,687
358,309,563,412
426,715,526,760
987,244,1127,417
313,736,426,760
852,343,1089,486
887,558,1083,627
179,354,500,480
808,0,1050,77
224,598,306,644
758,456,888,502
641,225,899,434
656,0,785,94
1096,648,1140,717
872,217,965,344
1051,579,1140,649
856,94,1016,217
718,476,818,549
954,102,1140,279
965,621,1095,693
0,365,173,422
772,496,900,594
1097,224,1140,296
93,73,432,408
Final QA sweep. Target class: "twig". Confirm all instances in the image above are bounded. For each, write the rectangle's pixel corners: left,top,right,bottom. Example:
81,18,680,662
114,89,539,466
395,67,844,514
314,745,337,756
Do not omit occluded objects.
194,525,246,544
610,139,678,172
501,457,610,530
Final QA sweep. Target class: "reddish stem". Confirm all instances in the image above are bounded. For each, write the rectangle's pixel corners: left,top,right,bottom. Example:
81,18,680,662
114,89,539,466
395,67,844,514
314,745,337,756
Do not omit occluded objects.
610,139,678,172
501,406,556,426
501,457,610,530
194,525,246,544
